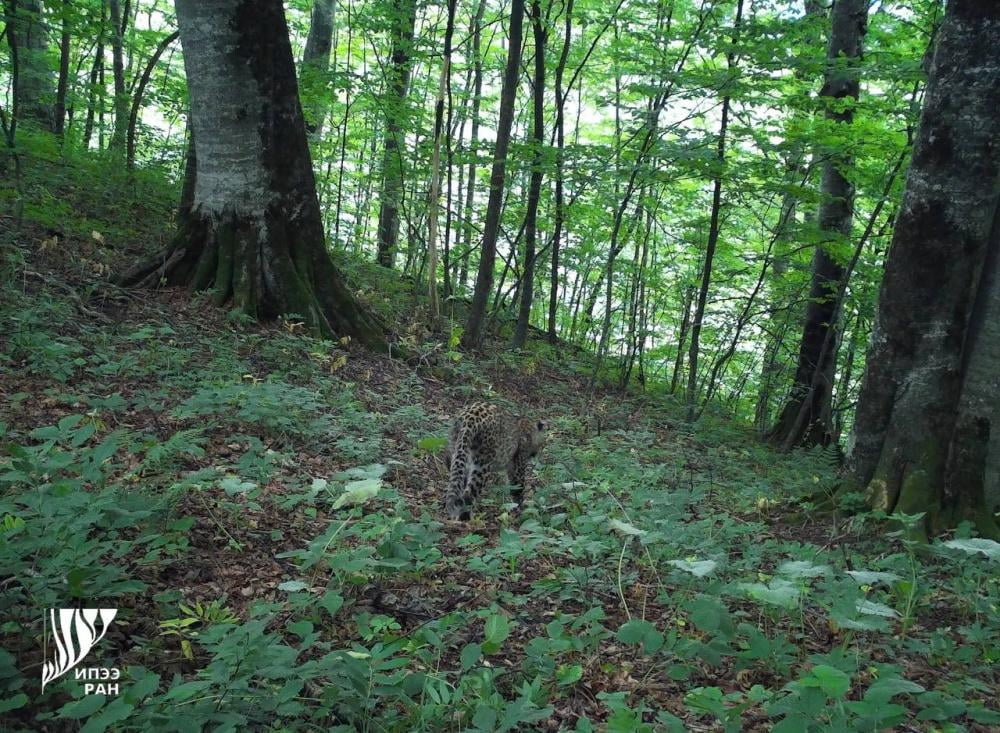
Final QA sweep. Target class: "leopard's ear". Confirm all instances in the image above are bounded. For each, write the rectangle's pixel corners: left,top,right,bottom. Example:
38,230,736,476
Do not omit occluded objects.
536,421,545,431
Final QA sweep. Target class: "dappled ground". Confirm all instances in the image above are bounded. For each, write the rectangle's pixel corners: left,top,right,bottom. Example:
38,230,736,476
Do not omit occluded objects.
2,157,1000,730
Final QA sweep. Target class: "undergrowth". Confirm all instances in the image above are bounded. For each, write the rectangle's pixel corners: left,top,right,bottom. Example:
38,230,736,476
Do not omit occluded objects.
1,137,999,732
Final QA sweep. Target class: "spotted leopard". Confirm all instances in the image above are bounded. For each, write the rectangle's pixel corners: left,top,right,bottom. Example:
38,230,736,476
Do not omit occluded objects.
444,402,545,520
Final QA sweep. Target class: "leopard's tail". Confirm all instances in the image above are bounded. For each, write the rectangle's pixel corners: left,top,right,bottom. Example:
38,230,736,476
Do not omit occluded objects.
445,430,472,520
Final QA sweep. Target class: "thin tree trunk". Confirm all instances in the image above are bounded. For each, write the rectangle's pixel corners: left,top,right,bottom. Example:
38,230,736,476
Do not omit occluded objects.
375,0,418,268
126,30,179,170
768,0,868,446
459,0,487,290
53,0,71,137
547,0,573,344
6,0,54,128
686,0,744,421
512,0,546,348
462,0,525,348
301,0,335,136
83,3,106,150
332,0,353,247
427,0,457,321
108,0,129,152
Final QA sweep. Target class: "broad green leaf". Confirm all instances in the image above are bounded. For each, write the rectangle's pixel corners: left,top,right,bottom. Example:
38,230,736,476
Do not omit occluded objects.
942,538,1000,561
460,642,482,671
855,599,900,618
483,614,510,653
845,570,901,585
864,676,924,704
667,558,717,577
740,578,800,609
332,477,381,509
811,664,851,698
778,560,830,578
608,518,645,536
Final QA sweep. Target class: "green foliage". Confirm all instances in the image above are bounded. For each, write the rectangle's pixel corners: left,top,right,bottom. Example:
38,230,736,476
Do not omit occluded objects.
3,1,998,730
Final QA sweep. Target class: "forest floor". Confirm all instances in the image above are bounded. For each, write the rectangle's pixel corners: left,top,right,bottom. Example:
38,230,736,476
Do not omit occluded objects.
2,144,999,731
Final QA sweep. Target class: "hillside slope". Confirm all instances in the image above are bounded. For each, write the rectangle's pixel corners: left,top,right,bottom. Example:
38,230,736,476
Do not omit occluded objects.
2,147,999,731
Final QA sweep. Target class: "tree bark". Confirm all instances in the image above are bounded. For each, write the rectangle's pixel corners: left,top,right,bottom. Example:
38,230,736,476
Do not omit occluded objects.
458,0,487,291
375,0,418,268
301,0,335,136
117,0,385,351
754,0,825,431
83,2,106,150
686,0,744,421
512,0,546,349
108,0,129,152
845,0,1000,539
427,0,457,320
126,30,179,170
53,0,71,136
768,0,868,447
462,0,525,348
547,0,573,344
5,0,55,128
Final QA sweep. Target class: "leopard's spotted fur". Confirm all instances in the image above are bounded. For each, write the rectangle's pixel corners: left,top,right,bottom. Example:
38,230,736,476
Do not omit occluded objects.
444,402,545,520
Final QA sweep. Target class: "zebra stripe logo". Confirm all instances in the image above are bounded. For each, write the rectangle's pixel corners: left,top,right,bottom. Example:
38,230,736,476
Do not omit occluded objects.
41,609,118,690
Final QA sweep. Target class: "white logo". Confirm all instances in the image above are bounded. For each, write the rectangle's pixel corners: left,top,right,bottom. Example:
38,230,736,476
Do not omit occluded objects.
41,609,118,691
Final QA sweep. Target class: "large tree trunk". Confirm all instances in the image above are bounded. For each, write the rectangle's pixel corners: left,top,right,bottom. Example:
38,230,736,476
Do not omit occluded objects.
845,0,1000,540
300,0,335,136
117,0,385,350
512,0,546,349
769,0,867,448
6,0,55,128
461,0,525,348
375,0,418,268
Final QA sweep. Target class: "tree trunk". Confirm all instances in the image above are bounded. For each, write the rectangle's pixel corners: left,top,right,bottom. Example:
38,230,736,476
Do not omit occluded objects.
126,30,179,170
83,3,106,150
754,0,825,430
53,0,71,136
117,0,385,351
6,0,55,128
512,0,546,349
301,0,335,136
669,285,694,395
845,1,1000,540
462,0,525,348
427,0,457,321
547,0,573,344
375,0,418,268
686,0,744,421
768,0,868,447
108,0,129,152
332,0,354,246
458,0,487,291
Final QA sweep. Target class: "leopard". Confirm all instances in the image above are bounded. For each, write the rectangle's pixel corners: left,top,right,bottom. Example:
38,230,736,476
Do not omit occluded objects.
444,402,545,520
